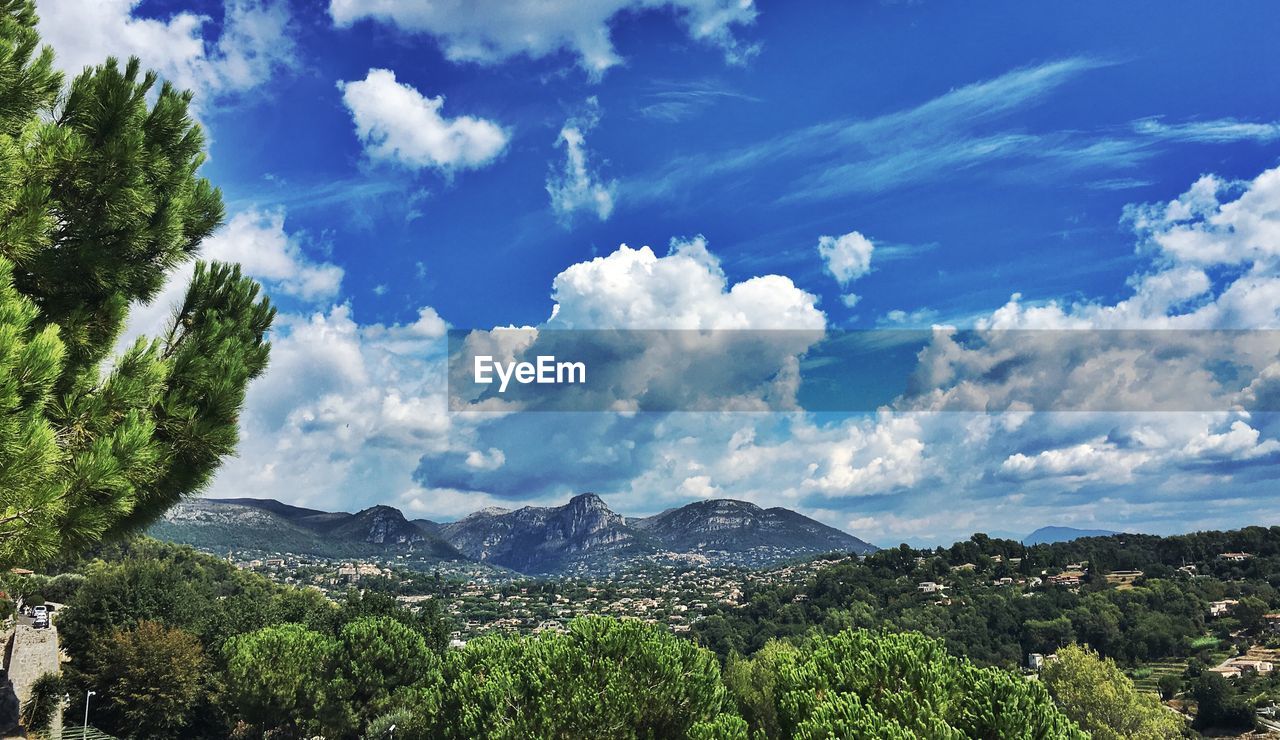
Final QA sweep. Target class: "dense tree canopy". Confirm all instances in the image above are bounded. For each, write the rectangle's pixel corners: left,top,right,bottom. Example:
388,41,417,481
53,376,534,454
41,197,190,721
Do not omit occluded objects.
78,620,208,737
225,623,338,737
696,527,1280,670
1040,644,1184,739
729,630,1085,739
411,616,736,739
0,0,274,566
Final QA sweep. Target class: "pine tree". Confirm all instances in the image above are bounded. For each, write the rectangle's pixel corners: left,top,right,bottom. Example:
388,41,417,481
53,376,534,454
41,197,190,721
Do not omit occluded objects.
0,0,274,565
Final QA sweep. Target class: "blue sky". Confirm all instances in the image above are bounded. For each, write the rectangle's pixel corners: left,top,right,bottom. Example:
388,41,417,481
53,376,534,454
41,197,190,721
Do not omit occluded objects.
38,0,1280,545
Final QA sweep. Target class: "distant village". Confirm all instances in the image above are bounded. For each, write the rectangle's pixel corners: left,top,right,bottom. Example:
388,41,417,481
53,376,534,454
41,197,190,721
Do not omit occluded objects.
224,548,847,644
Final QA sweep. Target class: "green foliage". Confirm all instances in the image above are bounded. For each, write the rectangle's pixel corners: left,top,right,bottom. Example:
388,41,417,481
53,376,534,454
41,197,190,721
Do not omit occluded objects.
1191,672,1255,732
19,671,63,733
56,539,458,739
57,539,335,663
1234,595,1269,632
0,0,274,567
326,616,437,734
730,630,1084,739
695,526,1280,673
365,708,415,739
76,620,208,738
1041,644,1184,739
407,616,731,739
687,713,750,740
224,623,338,737
723,641,794,738
337,589,449,653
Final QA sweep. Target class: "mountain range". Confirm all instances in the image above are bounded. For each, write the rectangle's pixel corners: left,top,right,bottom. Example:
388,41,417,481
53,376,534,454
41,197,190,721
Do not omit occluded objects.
151,493,877,575
1022,525,1120,545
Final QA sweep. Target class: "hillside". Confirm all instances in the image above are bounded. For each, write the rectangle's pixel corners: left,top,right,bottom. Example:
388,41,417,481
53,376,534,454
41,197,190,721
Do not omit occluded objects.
1024,526,1120,545
632,499,877,564
151,499,464,562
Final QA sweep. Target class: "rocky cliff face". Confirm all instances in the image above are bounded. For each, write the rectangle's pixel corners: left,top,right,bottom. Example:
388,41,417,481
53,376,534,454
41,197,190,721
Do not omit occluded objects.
440,493,650,573
320,505,463,559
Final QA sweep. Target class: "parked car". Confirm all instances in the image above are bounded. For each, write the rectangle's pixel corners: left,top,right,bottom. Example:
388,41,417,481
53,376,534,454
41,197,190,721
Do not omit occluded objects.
33,613,48,629
31,605,46,616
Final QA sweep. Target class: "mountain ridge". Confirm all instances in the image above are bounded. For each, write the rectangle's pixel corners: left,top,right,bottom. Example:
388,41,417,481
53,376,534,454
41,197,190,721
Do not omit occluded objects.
152,494,878,574
1023,525,1120,545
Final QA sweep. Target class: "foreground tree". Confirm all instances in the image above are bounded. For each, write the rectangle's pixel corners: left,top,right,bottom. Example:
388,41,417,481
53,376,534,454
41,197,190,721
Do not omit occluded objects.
410,616,736,739
0,0,273,565
75,620,208,738
730,629,1085,738
224,623,337,738
1191,672,1255,733
326,616,437,735
1040,644,1184,740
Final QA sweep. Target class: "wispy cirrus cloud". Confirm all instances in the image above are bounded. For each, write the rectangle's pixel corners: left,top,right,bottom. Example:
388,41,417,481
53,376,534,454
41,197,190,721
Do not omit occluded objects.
547,98,616,223
1135,116,1280,144
635,79,762,122
624,57,1145,205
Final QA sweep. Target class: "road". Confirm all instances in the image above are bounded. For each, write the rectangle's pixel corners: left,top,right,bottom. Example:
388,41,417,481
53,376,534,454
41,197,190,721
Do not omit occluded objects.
3,606,64,738
8,621,60,708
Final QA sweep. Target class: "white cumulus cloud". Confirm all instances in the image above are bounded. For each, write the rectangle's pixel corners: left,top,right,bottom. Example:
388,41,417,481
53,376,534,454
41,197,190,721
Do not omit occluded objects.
37,0,296,102
549,237,824,330
818,230,875,308
338,69,510,172
203,210,345,301
327,0,758,79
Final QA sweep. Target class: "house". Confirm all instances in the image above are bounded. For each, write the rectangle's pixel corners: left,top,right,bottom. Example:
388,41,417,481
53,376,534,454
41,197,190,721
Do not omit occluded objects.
1209,599,1239,618
917,581,945,594
1028,653,1045,670
1048,571,1085,587
1263,614,1280,634
1219,552,1253,562
950,563,977,572
1208,665,1242,679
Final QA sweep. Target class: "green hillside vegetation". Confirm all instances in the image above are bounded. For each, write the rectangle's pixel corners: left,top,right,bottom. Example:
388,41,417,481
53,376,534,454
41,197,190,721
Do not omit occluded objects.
695,527,1280,667
19,539,1096,739
148,513,389,559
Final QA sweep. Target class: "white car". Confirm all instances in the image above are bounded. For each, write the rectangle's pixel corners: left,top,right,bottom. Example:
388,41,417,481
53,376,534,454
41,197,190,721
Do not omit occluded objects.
31,605,47,618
